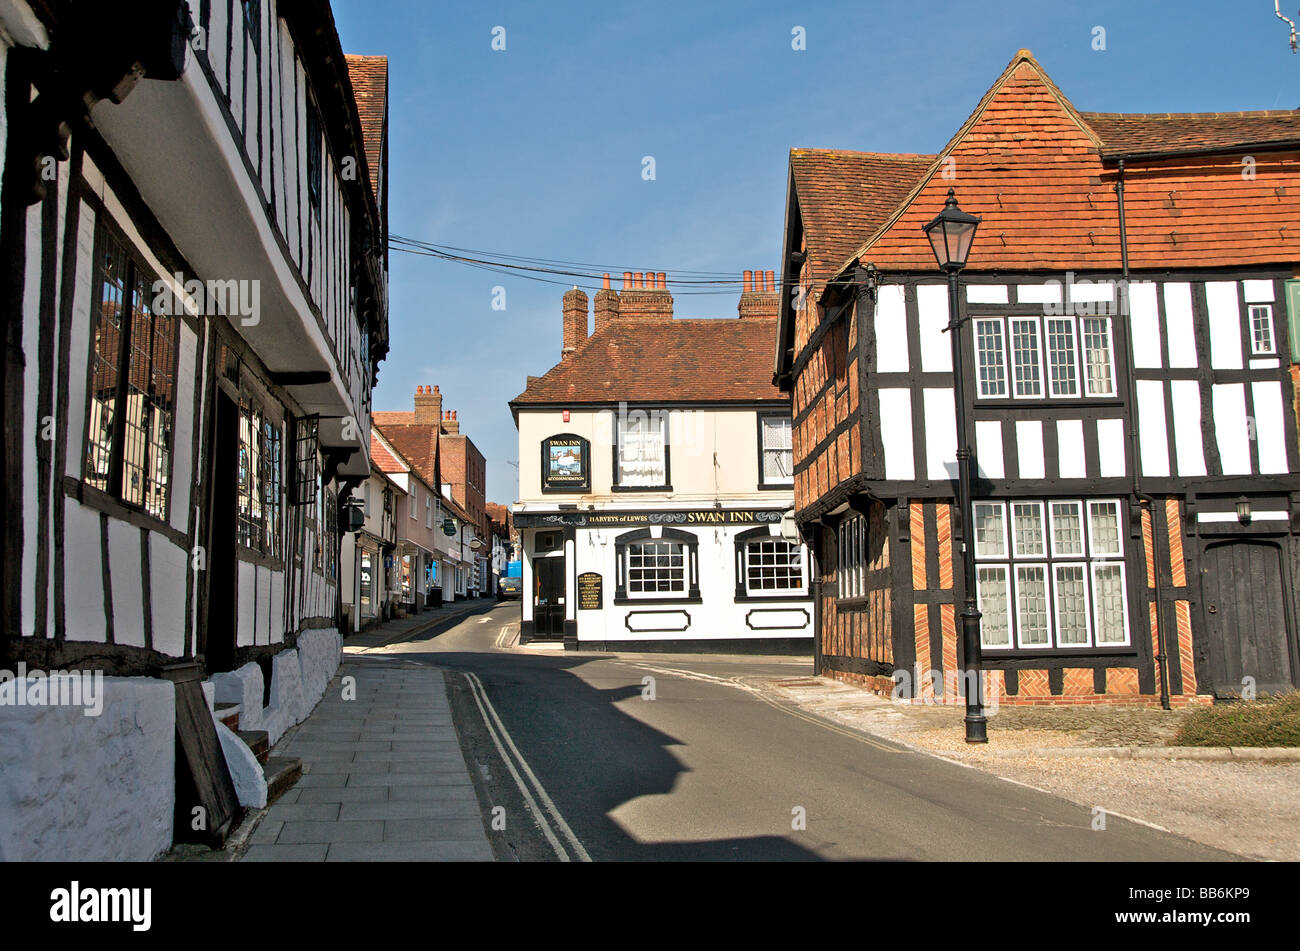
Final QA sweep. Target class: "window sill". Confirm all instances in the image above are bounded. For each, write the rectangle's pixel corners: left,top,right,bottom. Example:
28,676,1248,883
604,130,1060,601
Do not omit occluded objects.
64,477,186,548
611,484,673,493
614,595,702,607
236,545,286,571
981,646,1137,659
757,482,795,491
736,591,812,602
835,596,869,609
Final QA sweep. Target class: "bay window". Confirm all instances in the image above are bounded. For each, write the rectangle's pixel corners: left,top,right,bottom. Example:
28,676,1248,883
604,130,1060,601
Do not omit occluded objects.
975,498,1129,650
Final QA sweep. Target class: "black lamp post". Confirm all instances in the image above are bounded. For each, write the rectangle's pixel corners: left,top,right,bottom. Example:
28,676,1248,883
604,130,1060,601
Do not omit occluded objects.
922,187,988,744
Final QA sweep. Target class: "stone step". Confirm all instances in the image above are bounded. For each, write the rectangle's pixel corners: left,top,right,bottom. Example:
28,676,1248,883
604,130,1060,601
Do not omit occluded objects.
263,756,302,805
215,702,240,731
237,730,270,765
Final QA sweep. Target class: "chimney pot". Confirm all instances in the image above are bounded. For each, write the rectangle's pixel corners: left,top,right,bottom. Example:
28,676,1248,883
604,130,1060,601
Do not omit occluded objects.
743,270,753,293
657,272,666,289
635,271,644,289
767,270,776,292
603,273,611,289
623,271,632,290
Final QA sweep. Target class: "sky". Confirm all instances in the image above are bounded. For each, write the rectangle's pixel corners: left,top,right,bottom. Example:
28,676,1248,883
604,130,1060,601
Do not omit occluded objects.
332,0,1300,506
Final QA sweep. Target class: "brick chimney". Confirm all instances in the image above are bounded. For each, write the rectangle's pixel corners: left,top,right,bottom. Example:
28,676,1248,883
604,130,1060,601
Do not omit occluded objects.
618,269,673,320
593,273,620,334
414,384,443,424
562,286,589,360
443,409,460,435
737,268,779,320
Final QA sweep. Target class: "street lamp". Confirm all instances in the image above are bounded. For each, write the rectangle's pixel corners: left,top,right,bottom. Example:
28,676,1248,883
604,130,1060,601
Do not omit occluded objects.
922,187,988,744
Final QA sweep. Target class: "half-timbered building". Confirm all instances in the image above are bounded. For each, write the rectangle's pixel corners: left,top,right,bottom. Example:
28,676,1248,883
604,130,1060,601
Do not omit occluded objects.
775,50,1300,707
0,0,387,859
511,272,812,651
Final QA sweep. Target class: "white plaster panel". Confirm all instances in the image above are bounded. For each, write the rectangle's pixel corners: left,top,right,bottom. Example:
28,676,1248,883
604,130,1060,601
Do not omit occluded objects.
1096,418,1127,478
1251,380,1289,474
149,533,189,658
975,420,1004,479
1069,280,1115,303
216,720,267,808
1205,281,1243,370
1212,383,1251,475
1056,420,1086,479
1016,283,1062,305
270,571,285,643
874,284,908,372
168,323,198,533
108,519,145,648
1169,379,1207,478
1163,282,1197,369
1136,379,1170,477
878,389,915,481
255,565,271,646
966,284,1007,304
1128,282,1161,369
917,284,952,372
64,501,106,643
63,201,96,478
923,388,958,481
237,560,256,647
1243,279,1275,303
1015,420,1045,481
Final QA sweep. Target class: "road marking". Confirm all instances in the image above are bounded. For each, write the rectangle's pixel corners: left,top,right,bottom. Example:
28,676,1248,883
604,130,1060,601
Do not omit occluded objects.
615,661,903,753
479,617,491,624
463,671,591,862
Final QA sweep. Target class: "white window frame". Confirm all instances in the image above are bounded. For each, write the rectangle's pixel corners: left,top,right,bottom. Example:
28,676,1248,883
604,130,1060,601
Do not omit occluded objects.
976,564,1013,648
410,489,417,520
973,318,1009,399
837,514,867,600
1011,501,1048,558
616,409,668,487
759,414,794,486
1009,317,1045,399
743,538,809,597
1044,316,1081,398
625,539,688,599
975,497,1130,650
1248,304,1276,356
426,495,432,529
1080,316,1118,397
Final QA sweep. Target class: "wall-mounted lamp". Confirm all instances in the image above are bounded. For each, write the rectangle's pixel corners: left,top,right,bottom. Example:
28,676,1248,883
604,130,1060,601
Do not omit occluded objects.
1236,496,1252,524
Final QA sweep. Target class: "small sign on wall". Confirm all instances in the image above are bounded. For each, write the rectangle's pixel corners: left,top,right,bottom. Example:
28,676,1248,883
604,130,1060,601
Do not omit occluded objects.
542,433,590,492
577,572,602,610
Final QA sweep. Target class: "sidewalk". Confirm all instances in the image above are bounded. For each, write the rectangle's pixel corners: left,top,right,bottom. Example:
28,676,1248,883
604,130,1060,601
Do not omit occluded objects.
239,604,496,862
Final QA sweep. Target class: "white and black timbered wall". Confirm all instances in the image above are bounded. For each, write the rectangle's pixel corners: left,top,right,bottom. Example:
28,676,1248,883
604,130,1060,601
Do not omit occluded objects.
858,272,1300,499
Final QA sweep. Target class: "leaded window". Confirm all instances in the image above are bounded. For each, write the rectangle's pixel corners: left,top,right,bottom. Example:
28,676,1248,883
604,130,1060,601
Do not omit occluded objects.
974,316,1116,400
84,218,178,521
975,498,1129,650
1249,304,1276,356
973,319,1007,397
837,514,867,600
236,395,282,558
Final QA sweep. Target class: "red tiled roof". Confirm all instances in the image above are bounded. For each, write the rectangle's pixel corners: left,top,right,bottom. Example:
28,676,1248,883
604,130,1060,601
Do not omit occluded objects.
370,431,404,473
1082,110,1300,158
512,318,785,405
371,419,438,487
789,149,933,280
833,50,1300,276
344,55,387,204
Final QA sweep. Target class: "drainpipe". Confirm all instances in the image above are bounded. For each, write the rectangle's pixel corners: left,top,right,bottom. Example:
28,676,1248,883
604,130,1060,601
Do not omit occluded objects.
1116,158,1172,710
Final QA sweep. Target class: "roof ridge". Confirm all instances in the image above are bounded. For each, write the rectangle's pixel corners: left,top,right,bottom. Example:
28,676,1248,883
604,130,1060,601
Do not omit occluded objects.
791,148,936,159
1081,108,1300,119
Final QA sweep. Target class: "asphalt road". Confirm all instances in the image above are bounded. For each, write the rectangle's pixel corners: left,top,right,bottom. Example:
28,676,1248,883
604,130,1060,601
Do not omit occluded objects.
352,602,1234,862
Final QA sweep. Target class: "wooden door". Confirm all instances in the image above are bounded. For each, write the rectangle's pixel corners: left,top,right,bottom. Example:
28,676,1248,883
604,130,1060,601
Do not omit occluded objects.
1199,539,1298,697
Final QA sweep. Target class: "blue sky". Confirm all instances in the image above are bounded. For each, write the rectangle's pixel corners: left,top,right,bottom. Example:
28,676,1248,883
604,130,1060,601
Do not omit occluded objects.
333,0,1300,505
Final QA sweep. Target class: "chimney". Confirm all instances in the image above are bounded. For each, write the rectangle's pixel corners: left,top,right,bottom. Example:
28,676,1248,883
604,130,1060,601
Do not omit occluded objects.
594,273,620,333
618,268,674,320
737,267,779,320
414,384,443,424
562,286,589,360
443,409,460,435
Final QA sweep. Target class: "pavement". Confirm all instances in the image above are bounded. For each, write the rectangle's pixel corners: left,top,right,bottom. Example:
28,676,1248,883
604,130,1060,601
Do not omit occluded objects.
237,599,498,862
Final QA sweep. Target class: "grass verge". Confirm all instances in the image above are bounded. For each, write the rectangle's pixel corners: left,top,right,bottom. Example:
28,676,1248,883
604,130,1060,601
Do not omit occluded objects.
1171,692,1300,747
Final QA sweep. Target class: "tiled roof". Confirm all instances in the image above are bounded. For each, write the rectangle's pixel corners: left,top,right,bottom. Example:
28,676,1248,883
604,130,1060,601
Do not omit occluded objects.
1082,110,1300,158
833,50,1300,275
370,431,404,473
371,419,438,487
512,318,785,405
788,149,934,281
344,55,387,203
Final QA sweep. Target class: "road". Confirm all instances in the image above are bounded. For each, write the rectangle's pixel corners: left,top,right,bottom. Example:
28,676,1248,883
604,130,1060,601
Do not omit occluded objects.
349,602,1233,862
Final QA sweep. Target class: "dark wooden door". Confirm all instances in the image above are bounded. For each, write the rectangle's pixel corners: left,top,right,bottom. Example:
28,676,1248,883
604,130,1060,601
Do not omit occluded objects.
534,557,566,637
202,388,238,673
1199,540,1297,697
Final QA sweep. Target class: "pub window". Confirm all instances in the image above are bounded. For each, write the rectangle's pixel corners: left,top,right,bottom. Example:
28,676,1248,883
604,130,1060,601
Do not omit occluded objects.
975,316,1116,400
735,528,807,598
306,100,323,215
410,486,418,519
615,409,668,488
426,495,432,529
836,514,867,600
542,433,590,492
759,415,793,487
236,394,283,558
614,528,700,602
974,498,1129,651
83,218,179,522
1249,304,1276,356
